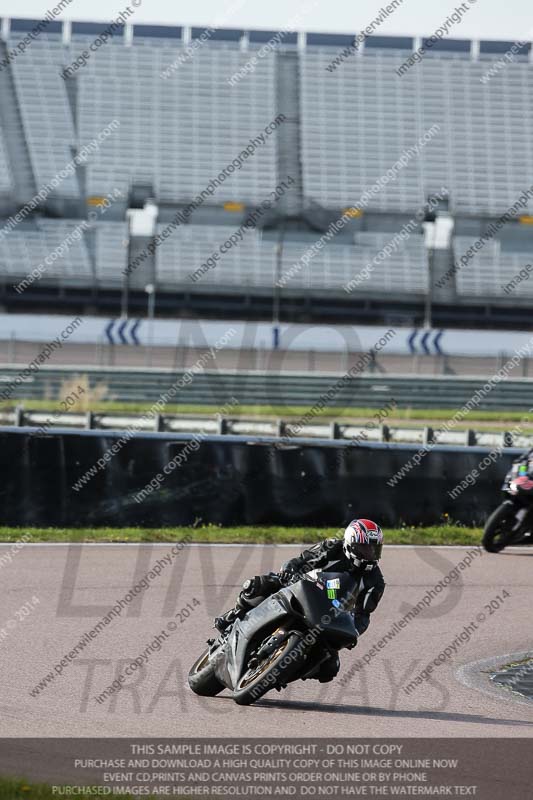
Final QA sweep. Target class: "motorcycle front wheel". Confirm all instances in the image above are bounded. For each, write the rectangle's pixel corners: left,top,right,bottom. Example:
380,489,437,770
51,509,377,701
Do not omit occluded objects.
482,502,518,553
233,632,308,706
188,647,225,696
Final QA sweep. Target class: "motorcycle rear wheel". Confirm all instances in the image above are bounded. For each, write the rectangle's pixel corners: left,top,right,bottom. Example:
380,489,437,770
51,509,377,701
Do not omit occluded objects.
482,502,518,553
233,632,308,706
188,647,224,696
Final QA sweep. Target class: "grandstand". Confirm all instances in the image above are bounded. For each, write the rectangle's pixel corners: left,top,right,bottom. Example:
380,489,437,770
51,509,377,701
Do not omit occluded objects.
92,221,128,288
0,20,532,327
301,45,533,217
454,237,533,298
0,133,12,197
10,40,79,200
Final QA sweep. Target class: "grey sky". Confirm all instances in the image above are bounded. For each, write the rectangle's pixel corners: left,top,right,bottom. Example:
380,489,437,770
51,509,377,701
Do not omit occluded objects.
1,0,532,41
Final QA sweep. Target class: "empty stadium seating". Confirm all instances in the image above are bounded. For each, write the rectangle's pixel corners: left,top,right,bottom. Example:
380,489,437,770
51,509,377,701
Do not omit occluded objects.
154,224,428,295
10,40,79,199
0,132,12,195
3,25,533,217
300,50,533,216
0,216,428,296
5,25,532,216
0,219,92,286
91,221,129,288
75,40,278,204
3,33,278,206
157,223,276,290
0,20,532,310
454,236,533,298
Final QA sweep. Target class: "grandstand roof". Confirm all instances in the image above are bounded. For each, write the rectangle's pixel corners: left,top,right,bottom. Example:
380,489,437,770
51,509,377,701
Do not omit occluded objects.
3,18,532,54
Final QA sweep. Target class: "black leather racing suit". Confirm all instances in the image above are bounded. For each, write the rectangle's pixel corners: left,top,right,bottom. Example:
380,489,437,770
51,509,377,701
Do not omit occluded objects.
216,537,386,682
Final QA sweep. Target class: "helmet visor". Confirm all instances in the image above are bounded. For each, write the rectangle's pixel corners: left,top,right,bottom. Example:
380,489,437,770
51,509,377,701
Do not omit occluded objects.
351,542,383,562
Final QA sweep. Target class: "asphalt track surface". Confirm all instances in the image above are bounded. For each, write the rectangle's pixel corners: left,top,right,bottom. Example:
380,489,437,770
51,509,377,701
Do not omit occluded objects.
0,543,532,738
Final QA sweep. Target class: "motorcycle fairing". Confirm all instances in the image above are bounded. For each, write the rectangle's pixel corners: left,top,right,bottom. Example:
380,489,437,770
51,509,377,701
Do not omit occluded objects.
216,593,290,688
213,571,360,691
287,571,360,648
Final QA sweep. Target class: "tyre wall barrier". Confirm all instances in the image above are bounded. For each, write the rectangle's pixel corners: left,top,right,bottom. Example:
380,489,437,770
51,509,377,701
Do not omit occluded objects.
0,428,521,528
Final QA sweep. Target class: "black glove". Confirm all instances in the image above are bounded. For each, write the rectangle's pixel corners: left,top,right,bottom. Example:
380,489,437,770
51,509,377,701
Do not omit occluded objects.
280,558,302,583
241,573,281,599
241,576,261,597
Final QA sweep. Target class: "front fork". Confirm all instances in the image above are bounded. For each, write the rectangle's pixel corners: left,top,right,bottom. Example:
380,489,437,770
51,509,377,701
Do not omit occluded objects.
513,507,528,528
504,498,530,538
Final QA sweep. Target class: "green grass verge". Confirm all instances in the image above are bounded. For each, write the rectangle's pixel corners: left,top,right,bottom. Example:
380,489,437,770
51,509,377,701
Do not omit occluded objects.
0,778,55,800
0,777,193,800
0,525,482,545
2,399,533,428
497,655,533,672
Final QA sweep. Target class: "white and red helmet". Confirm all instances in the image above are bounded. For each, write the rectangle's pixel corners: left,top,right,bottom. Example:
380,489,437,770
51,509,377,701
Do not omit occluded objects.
343,519,383,568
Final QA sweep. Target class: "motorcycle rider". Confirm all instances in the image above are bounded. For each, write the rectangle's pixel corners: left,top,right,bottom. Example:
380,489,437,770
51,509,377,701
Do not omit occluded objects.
214,518,386,683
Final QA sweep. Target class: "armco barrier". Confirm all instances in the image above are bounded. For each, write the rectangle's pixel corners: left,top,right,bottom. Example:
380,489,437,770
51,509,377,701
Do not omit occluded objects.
0,427,521,527
2,365,533,409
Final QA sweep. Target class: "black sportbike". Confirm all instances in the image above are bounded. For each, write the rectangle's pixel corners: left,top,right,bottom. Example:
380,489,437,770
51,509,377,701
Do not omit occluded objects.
188,570,359,705
483,459,533,553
